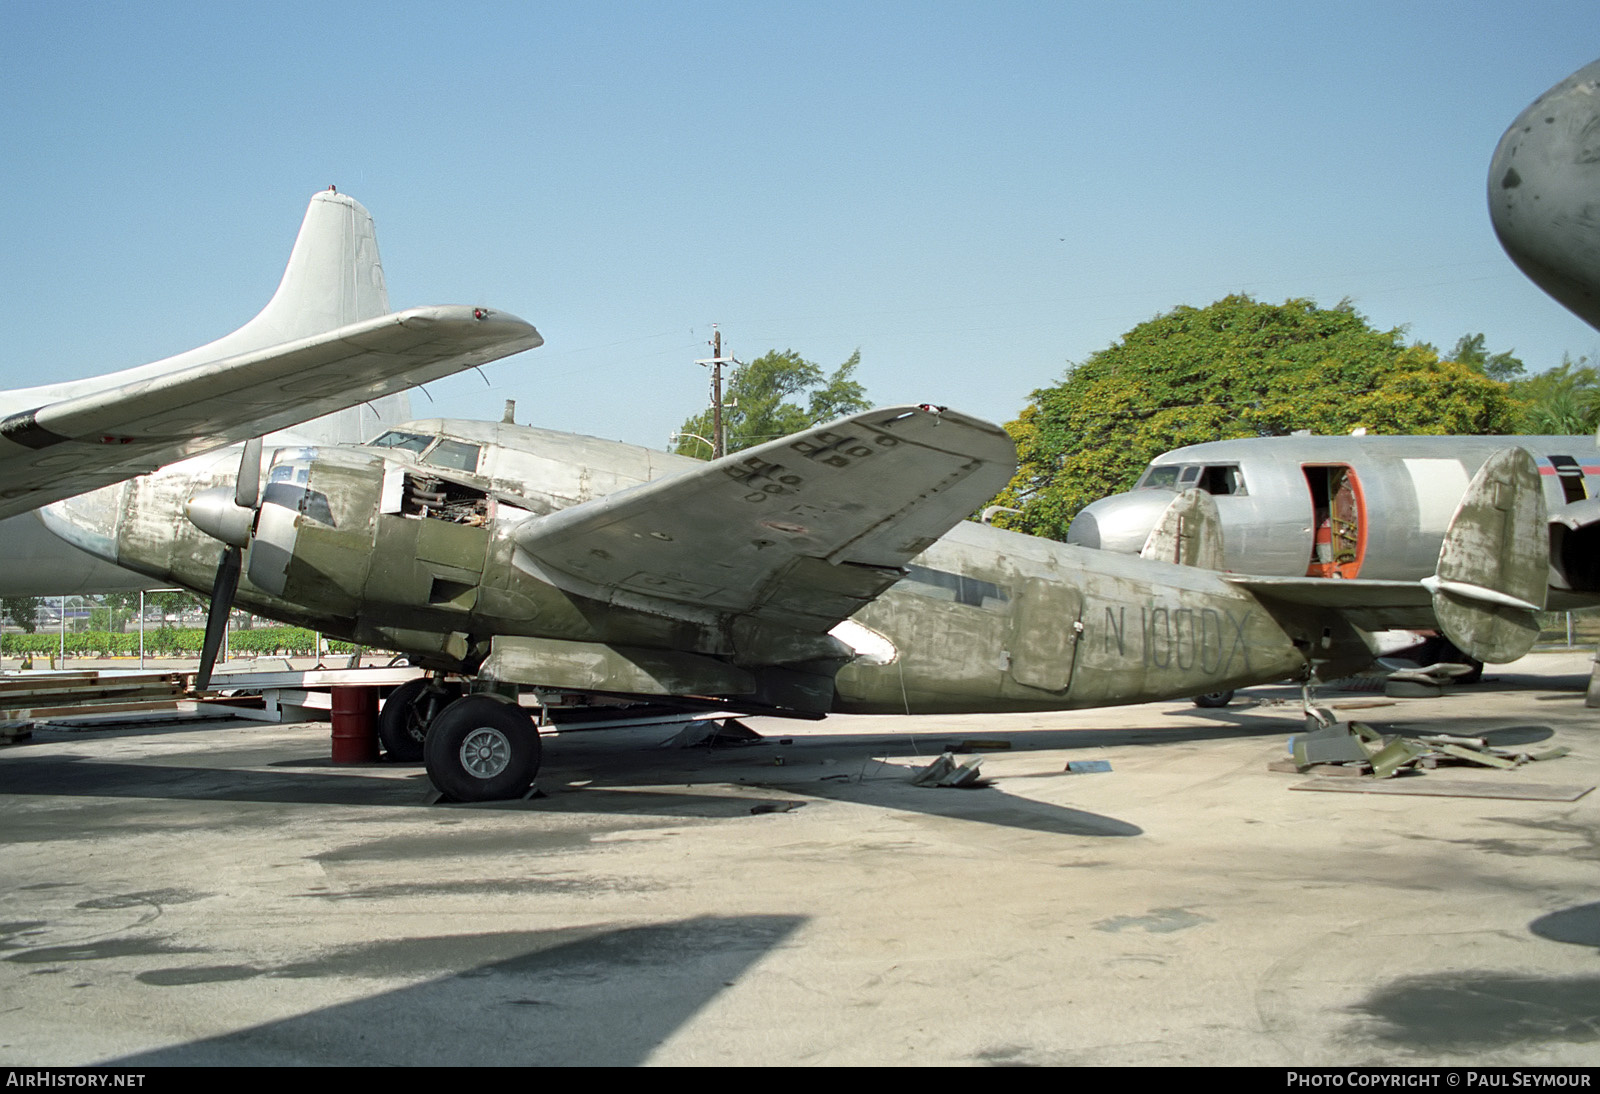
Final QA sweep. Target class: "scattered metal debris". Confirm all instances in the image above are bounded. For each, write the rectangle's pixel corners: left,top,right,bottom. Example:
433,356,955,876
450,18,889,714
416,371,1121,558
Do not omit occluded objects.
1276,710,1574,780
658,718,764,749
910,751,988,788
1066,760,1113,774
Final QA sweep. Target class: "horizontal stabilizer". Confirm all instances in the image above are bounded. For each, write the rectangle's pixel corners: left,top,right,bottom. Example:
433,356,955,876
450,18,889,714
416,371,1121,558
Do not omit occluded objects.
513,406,1017,638
1139,488,1224,569
1223,574,1436,633
1550,494,1600,531
1423,446,1548,663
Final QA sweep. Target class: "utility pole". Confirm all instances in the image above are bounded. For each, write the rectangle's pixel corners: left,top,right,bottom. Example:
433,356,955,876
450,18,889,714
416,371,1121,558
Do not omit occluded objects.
711,326,724,460
696,324,738,459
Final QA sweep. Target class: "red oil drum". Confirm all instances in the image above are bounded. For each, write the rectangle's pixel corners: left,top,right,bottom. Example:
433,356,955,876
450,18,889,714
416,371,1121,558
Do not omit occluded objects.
330,686,379,763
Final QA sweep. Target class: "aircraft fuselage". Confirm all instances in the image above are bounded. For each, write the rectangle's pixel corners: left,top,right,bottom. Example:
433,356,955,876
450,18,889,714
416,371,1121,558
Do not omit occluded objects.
44,420,1326,718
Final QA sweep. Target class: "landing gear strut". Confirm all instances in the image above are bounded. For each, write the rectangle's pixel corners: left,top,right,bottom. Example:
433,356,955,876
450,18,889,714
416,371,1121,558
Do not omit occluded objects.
422,694,542,802
377,676,463,762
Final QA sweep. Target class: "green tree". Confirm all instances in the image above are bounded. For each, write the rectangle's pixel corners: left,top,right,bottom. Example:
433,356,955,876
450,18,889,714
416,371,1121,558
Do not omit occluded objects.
1450,332,1526,383
991,295,1523,541
1,597,43,633
1512,354,1600,434
674,349,870,458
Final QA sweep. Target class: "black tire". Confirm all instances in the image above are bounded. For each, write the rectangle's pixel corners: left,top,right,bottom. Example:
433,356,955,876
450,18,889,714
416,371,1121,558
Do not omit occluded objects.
423,695,541,802
377,678,462,763
1192,690,1234,708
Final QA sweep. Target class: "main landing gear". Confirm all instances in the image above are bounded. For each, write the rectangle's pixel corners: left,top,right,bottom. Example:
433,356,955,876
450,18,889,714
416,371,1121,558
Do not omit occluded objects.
378,680,542,801
377,677,464,762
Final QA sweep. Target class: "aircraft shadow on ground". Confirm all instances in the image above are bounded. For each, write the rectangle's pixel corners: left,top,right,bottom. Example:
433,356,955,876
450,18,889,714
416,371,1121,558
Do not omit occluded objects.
1343,898,1600,1053
1349,968,1600,1052
0,726,1146,838
106,915,804,1066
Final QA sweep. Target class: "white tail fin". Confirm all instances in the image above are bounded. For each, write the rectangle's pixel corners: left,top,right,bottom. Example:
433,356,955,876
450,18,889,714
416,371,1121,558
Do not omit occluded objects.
190,188,390,360
224,190,406,446
6,189,395,410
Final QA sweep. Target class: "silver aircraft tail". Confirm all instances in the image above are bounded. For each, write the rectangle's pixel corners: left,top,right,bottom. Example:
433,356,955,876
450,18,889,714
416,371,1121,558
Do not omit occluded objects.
1423,447,1549,663
184,188,391,360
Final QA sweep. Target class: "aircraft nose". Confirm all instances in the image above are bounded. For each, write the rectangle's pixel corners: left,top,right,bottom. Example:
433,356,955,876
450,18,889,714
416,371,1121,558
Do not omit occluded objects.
1067,490,1176,554
1488,59,1600,334
38,485,125,564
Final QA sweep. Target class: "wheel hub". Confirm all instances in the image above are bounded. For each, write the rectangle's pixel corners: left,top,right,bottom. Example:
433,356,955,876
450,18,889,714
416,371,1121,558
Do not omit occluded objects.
460,727,512,779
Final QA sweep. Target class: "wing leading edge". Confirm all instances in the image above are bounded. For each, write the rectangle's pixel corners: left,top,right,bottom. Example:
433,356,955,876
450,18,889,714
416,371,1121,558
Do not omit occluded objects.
0,306,540,518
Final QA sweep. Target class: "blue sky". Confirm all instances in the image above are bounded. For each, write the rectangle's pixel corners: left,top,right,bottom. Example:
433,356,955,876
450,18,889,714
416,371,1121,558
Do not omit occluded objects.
3,2,1597,448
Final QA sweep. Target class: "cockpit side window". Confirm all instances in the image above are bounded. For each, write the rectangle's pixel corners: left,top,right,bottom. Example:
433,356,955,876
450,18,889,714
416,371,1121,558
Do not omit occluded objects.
368,431,434,454
1178,466,1200,485
1198,464,1247,496
423,439,483,474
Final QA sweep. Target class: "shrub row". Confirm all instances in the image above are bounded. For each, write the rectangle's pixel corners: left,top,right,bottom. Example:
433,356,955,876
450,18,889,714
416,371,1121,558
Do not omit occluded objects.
0,627,376,658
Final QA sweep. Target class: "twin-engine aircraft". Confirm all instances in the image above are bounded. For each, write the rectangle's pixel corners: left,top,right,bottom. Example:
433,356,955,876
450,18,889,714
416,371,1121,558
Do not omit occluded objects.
40,406,1546,802
0,188,541,522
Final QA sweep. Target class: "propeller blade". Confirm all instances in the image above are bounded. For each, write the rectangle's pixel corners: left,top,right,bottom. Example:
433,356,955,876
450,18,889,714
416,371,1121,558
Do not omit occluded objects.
235,437,264,511
196,546,242,691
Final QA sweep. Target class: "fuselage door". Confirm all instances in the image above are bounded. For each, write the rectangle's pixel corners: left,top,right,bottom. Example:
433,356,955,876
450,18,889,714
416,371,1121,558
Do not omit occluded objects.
1303,464,1366,579
1007,576,1084,693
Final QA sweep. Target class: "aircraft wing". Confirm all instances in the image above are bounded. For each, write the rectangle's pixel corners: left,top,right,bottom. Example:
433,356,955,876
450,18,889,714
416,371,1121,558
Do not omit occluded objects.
1224,575,1439,632
0,306,539,520
513,405,1017,637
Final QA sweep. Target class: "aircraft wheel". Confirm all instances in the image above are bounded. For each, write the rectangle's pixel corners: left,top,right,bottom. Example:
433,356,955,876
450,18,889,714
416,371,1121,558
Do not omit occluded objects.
1192,690,1234,708
424,695,541,802
378,678,463,763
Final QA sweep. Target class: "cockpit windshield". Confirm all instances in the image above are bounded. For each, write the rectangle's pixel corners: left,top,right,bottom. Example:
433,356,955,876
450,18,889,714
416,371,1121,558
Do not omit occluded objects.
1136,465,1182,490
1135,463,1247,495
368,430,434,454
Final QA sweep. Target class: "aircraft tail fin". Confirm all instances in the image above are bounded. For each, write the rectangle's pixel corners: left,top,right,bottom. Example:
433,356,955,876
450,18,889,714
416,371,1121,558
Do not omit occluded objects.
1423,446,1548,663
180,189,391,365
1139,488,1225,569
168,188,402,447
